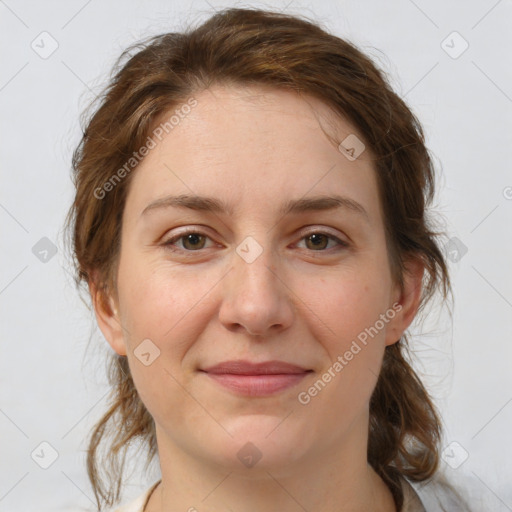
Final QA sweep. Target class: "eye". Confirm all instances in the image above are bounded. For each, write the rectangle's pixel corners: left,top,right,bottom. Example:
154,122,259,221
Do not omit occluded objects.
162,229,214,251
296,231,349,251
161,228,349,254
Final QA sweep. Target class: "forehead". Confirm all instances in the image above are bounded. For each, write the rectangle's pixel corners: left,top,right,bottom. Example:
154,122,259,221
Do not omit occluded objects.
124,84,380,222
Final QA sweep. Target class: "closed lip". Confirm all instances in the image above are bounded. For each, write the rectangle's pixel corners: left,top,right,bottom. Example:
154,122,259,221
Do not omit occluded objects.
200,360,312,375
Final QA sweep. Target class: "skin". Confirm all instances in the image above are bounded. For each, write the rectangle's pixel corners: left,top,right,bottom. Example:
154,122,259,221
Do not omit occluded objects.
91,84,424,512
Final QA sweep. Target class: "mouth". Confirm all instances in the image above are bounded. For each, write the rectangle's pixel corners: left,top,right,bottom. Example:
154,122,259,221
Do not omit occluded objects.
199,360,313,397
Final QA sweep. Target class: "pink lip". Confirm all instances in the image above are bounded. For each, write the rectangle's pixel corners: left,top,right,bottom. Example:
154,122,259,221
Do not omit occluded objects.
200,360,312,396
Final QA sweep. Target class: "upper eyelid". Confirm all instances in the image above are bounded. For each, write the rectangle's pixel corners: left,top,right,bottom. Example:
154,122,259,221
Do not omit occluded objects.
162,226,348,248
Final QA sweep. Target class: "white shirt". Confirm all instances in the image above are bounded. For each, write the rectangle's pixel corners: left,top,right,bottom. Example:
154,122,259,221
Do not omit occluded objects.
110,477,455,512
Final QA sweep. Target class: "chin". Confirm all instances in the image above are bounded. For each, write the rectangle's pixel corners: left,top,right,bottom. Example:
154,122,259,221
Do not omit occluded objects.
202,414,310,474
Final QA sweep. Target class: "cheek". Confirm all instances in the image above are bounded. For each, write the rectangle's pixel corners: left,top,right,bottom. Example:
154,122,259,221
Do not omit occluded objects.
116,259,219,430
116,254,220,358
295,275,391,431
301,270,392,357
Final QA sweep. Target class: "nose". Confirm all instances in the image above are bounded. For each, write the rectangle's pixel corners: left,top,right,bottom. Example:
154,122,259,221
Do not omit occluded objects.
218,245,294,337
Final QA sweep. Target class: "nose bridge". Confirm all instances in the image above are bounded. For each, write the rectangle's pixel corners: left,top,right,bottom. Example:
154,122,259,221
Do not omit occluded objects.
218,235,293,335
235,241,276,291
232,236,281,303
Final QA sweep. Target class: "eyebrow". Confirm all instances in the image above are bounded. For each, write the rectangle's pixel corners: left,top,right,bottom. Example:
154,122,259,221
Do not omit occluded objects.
140,193,369,221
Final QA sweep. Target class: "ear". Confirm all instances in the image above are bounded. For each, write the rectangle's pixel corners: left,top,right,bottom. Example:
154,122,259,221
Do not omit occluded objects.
88,273,127,356
384,256,424,346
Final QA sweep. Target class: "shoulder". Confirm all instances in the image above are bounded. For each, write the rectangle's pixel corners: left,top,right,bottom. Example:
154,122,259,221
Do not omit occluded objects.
106,481,160,512
106,476,471,512
406,474,473,512
401,477,427,512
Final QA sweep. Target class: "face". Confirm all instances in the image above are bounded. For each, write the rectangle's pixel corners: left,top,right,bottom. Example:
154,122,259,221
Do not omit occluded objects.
94,84,421,474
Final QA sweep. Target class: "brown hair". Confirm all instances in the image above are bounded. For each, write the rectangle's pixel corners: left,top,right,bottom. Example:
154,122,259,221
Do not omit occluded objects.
66,7,453,511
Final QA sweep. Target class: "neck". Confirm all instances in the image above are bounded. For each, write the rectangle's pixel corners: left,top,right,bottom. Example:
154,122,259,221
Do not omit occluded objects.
145,417,396,512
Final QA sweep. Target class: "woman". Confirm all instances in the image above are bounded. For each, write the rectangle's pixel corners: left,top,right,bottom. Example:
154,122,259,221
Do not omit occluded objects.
66,7,470,512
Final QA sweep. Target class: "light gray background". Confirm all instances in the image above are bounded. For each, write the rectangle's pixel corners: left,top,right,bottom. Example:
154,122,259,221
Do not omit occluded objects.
1,0,511,510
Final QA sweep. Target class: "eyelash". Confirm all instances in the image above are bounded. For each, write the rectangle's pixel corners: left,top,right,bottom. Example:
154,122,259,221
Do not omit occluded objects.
161,227,349,254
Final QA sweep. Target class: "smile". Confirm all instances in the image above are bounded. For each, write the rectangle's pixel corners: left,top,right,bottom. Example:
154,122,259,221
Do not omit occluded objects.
200,360,313,397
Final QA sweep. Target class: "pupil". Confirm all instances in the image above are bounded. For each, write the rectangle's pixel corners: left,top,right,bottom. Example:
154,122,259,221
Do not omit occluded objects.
309,234,327,249
185,234,203,249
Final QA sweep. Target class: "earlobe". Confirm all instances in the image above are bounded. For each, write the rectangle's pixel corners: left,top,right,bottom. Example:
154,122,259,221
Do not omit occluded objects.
384,257,424,346
88,278,127,356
